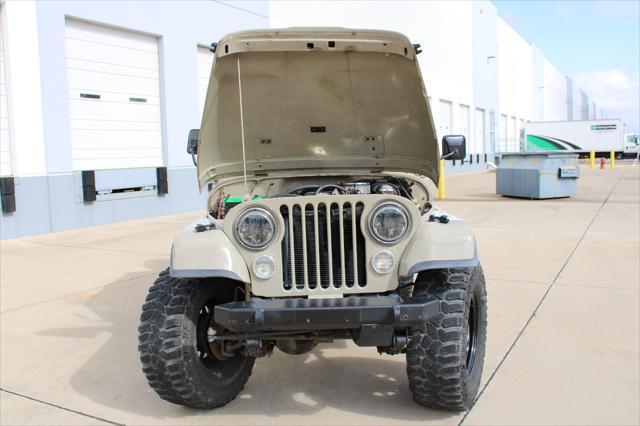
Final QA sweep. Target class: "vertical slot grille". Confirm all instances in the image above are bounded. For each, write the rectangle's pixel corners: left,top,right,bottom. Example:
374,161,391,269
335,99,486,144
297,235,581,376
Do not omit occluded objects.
281,201,367,291
292,205,304,290
330,202,343,287
355,202,367,287
305,204,317,289
280,206,292,290
318,203,330,288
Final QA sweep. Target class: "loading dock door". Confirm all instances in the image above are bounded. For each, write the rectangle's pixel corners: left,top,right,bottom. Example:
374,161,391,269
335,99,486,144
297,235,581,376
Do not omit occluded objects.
65,19,163,170
475,108,485,154
0,19,12,176
459,104,470,145
438,100,452,142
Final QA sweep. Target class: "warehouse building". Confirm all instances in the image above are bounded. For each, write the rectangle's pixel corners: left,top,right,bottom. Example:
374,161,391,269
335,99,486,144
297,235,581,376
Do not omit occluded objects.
0,1,599,238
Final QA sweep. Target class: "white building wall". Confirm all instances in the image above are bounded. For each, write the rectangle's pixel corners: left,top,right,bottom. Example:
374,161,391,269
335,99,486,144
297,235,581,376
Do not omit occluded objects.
497,17,532,151
543,58,567,121
33,0,269,175
1,1,47,177
497,18,532,122
0,8,12,176
1,0,269,238
0,0,596,238
471,1,499,154
269,1,475,147
572,84,582,120
197,46,214,123
531,45,545,121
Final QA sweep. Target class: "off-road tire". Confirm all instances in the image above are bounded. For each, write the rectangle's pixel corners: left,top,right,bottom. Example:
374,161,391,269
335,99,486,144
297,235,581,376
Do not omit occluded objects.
406,265,487,411
138,269,254,409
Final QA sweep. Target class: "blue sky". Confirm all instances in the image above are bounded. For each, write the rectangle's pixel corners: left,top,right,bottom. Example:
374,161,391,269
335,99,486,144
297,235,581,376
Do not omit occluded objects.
493,0,640,133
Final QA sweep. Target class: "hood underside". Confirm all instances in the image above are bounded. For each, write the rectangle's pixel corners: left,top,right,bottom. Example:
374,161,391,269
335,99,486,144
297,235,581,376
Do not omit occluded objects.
197,28,439,189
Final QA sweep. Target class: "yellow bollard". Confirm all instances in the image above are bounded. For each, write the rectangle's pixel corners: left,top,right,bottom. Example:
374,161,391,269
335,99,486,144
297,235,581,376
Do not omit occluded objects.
438,159,446,199
590,150,595,170
610,151,615,170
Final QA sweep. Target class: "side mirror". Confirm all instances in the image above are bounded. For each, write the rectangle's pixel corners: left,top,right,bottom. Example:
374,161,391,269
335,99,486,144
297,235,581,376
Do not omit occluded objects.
187,129,199,155
441,135,466,161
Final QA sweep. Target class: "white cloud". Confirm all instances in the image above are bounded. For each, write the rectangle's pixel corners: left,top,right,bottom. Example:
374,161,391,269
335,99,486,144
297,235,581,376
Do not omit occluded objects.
575,69,635,108
575,69,640,132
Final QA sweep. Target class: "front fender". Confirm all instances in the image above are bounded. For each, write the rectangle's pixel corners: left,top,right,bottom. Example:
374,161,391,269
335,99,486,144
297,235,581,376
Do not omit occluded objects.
170,218,251,283
399,208,478,276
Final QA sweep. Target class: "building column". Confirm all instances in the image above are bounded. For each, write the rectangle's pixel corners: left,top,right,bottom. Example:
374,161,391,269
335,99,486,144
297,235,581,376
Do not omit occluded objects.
2,0,47,177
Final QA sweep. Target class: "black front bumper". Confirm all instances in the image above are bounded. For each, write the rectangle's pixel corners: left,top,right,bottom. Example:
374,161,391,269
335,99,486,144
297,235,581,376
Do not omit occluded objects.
214,294,440,333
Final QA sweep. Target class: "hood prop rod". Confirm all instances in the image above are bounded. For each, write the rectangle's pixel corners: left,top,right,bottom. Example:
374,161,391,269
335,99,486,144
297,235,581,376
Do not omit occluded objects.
237,54,249,195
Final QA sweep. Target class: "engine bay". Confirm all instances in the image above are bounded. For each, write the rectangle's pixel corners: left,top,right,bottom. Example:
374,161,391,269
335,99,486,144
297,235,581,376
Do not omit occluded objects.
209,175,432,219
278,177,412,197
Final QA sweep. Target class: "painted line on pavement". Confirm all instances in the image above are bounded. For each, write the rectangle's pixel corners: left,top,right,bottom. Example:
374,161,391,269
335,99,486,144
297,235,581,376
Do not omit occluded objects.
1,388,124,426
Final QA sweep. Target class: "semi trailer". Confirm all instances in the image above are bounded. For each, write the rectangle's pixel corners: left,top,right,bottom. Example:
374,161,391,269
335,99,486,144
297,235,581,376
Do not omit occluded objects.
525,119,638,158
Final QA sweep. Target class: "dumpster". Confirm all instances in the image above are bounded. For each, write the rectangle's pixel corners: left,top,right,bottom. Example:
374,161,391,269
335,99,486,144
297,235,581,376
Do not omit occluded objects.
496,152,579,199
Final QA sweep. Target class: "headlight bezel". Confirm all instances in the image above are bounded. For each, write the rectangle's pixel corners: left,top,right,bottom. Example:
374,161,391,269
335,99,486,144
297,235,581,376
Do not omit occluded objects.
368,201,411,245
233,207,277,250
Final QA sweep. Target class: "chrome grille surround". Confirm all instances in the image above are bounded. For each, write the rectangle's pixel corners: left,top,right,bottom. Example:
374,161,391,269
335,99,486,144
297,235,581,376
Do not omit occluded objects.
279,200,367,291
222,194,420,297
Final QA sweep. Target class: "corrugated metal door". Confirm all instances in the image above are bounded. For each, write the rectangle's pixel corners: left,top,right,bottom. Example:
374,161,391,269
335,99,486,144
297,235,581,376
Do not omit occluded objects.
475,108,485,154
459,104,470,143
197,46,213,123
0,18,12,176
65,19,162,170
438,100,452,141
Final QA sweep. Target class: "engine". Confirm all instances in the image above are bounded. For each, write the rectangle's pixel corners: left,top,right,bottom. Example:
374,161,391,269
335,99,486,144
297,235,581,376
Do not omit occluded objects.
210,176,429,219
281,177,412,198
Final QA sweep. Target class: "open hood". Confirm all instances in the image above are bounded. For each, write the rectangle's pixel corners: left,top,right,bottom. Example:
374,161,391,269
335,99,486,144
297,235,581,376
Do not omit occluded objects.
197,28,439,189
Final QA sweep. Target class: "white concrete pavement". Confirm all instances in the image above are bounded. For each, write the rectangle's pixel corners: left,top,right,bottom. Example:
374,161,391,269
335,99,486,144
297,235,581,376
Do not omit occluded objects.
1,163,638,425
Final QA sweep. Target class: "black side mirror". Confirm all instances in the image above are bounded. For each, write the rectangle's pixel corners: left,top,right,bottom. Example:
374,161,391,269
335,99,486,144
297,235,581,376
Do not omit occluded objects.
187,129,199,167
187,129,199,155
441,135,466,161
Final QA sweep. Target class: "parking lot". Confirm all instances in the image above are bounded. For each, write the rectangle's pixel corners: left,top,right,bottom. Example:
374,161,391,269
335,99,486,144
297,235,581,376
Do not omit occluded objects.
1,163,638,425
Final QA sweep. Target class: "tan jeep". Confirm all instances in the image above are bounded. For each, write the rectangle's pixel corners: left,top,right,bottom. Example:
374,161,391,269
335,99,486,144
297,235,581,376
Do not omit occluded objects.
138,28,487,411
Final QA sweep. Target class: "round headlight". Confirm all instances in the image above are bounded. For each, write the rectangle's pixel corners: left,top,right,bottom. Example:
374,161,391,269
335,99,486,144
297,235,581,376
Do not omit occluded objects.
369,202,410,244
234,208,276,250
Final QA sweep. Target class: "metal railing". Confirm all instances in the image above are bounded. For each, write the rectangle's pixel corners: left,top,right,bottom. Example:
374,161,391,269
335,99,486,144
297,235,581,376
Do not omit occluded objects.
493,138,523,153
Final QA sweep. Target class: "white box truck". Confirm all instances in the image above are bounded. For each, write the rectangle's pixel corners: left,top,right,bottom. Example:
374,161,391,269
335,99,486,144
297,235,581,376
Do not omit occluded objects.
624,133,640,158
525,119,639,158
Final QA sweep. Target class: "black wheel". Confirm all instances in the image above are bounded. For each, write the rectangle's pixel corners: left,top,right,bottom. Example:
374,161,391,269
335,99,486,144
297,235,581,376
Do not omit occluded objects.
138,269,254,409
406,265,487,411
